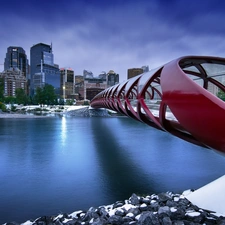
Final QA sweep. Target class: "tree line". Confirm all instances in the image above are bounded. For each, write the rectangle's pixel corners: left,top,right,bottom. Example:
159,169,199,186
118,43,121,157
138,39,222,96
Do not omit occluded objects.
0,78,69,111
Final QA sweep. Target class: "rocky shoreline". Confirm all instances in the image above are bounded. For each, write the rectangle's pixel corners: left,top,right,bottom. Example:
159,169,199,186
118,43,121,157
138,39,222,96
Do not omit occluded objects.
4,191,225,225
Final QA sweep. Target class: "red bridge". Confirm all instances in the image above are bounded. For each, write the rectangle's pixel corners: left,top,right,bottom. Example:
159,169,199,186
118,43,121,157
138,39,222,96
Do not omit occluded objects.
90,56,225,154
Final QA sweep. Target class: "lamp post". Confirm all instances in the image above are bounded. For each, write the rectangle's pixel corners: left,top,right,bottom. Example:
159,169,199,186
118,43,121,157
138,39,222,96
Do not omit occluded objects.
63,85,65,103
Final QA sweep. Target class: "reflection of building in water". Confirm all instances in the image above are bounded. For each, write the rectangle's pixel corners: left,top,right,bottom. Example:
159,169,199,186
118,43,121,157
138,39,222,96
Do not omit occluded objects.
60,68,75,100
30,43,60,95
0,67,27,97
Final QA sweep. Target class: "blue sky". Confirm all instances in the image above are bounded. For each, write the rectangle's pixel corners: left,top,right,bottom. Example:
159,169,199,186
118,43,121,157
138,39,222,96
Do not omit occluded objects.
1,0,225,81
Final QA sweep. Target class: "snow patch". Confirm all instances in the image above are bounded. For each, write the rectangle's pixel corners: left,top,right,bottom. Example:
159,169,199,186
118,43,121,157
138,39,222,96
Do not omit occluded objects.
21,221,33,225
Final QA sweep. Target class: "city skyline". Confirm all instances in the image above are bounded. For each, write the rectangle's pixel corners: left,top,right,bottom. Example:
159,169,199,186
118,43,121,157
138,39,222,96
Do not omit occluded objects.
1,0,225,81
1,43,122,78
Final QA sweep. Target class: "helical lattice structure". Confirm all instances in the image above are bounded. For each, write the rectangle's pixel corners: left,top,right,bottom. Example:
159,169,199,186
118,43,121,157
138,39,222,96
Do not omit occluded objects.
91,56,225,154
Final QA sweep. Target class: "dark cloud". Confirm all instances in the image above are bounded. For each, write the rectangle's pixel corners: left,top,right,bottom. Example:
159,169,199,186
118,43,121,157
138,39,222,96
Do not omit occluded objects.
1,0,225,80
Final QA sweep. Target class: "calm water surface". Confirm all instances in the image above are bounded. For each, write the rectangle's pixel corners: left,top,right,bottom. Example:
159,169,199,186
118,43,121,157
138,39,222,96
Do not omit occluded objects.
0,116,225,223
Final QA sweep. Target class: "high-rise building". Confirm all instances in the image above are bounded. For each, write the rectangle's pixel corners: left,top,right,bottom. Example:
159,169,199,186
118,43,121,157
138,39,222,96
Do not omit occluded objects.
4,46,28,79
74,75,84,100
30,43,60,95
107,70,119,87
127,68,144,79
142,65,149,73
84,76,107,101
60,68,75,99
83,70,93,79
98,71,106,80
75,75,84,84
0,68,27,97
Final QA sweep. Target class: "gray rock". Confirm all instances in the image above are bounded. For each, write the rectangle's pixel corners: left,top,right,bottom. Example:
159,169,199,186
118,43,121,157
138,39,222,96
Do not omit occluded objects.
177,198,190,206
217,217,225,225
67,107,110,117
63,219,78,225
98,207,109,218
162,216,172,225
172,220,185,225
115,208,126,217
166,199,178,207
35,221,47,225
108,215,123,225
122,216,134,223
7,192,225,225
140,203,148,211
129,193,140,205
140,197,151,205
113,201,125,209
35,216,54,225
149,201,160,211
127,207,141,217
91,217,107,225
158,193,172,203
137,211,160,225
55,220,64,225
170,208,186,220
81,207,99,222
158,206,171,216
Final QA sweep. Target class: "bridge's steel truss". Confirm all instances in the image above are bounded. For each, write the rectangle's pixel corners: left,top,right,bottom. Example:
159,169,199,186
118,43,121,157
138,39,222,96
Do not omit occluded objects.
91,56,225,153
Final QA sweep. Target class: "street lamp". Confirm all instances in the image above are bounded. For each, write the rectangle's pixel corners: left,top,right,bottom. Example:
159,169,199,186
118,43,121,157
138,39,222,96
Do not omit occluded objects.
63,85,65,103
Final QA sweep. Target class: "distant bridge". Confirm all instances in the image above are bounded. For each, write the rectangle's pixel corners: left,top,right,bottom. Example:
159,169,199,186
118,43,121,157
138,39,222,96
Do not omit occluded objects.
91,56,225,154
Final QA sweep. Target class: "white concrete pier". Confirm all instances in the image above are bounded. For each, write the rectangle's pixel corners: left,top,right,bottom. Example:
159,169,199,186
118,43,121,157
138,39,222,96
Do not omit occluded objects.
184,175,225,216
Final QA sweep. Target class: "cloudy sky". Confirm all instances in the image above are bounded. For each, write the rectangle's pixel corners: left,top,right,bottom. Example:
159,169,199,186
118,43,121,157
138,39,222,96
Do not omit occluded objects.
1,0,225,81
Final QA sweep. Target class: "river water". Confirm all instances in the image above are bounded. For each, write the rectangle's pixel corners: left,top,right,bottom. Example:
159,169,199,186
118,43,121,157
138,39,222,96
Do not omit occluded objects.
0,115,225,223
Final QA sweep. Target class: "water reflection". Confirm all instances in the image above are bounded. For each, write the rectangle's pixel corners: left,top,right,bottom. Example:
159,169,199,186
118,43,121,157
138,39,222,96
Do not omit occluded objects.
91,117,162,202
0,117,225,224
115,117,225,191
61,116,67,147
91,116,225,197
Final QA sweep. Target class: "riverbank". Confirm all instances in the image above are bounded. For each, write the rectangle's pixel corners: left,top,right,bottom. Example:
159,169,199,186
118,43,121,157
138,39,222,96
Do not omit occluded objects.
3,191,225,225
0,113,52,118
0,105,119,118
0,105,84,118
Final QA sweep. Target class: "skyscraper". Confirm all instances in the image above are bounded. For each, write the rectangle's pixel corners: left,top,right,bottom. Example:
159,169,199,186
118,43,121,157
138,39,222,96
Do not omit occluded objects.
30,43,60,95
4,46,28,78
127,68,144,79
0,68,27,97
60,68,75,100
107,70,119,87
83,69,94,79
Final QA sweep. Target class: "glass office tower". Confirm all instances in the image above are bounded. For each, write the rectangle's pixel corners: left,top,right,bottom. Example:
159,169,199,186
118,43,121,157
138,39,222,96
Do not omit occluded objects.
30,43,60,96
4,46,28,79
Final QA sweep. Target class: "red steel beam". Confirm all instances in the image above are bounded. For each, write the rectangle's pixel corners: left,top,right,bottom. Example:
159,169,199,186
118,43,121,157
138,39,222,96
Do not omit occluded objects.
91,56,225,154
